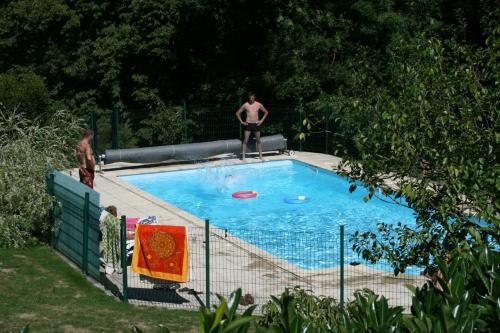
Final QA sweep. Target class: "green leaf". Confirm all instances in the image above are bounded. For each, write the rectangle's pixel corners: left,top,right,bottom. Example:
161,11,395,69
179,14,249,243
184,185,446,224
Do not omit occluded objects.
157,324,171,333
226,288,242,321
222,316,256,332
211,299,228,332
19,325,29,333
242,304,257,317
199,306,215,333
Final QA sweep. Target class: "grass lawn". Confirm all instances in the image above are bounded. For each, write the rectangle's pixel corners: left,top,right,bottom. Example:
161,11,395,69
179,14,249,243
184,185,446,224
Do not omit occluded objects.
0,245,199,333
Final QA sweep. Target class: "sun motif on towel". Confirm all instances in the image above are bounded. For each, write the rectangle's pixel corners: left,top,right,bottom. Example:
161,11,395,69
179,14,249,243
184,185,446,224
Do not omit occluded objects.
149,231,176,258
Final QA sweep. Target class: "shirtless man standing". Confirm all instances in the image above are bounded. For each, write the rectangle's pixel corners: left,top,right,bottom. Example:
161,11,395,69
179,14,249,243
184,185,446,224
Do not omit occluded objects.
235,92,269,160
75,130,95,188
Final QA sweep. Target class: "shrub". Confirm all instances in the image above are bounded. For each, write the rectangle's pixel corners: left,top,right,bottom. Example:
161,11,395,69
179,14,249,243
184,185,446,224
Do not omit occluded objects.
260,288,403,333
136,104,183,146
260,287,342,331
403,231,500,332
199,288,257,333
204,239,499,333
0,71,50,117
0,107,83,247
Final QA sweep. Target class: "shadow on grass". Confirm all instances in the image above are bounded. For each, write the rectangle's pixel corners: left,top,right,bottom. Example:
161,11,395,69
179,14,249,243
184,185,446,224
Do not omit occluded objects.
127,288,191,303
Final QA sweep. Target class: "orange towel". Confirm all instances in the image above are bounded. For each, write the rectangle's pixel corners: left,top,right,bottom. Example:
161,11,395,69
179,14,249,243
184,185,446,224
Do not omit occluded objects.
131,225,188,282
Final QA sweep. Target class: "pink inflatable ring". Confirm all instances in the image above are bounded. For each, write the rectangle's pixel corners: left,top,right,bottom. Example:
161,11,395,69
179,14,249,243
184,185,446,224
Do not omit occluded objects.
232,190,258,199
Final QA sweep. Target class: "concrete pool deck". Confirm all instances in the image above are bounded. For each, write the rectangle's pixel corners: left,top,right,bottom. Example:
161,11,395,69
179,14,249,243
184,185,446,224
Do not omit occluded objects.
74,151,425,310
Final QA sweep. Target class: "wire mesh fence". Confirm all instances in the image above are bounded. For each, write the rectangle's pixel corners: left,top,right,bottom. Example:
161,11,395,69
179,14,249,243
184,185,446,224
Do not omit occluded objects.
88,103,332,156
115,225,208,308
47,167,424,313
105,220,425,313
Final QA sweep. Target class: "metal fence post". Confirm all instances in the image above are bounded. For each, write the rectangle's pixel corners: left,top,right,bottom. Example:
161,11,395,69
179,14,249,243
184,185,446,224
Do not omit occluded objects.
340,224,345,306
83,193,90,274
48,173,56,248
90,112,98,154
183,100,188,143
120,215,129,303
205,219,211,308
111,108,119,149
299,111,303,152
238,98,242,140
325,106,329,155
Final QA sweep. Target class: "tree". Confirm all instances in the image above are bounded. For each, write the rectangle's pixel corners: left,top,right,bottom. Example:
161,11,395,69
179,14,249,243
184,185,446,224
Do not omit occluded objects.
333,28,499,273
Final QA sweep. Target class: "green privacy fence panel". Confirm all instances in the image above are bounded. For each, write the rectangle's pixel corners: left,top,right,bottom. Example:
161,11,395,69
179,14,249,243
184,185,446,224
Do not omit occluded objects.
47,170,101,281
87,209,101,280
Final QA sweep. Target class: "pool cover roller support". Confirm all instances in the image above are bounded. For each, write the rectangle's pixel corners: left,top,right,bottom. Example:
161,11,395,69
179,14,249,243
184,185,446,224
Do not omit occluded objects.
104,134,287,164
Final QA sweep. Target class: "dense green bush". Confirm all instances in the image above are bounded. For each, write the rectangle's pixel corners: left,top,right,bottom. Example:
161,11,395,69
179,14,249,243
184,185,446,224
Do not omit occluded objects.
137,104,183,146
0,71,50,116
260,287,343,331
198,289,257,333
403,231,500,332
0,107,83,247
259,288,404,333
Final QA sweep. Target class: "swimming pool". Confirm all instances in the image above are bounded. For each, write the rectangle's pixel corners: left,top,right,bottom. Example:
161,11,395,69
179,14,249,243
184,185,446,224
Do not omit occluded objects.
121,160,418,272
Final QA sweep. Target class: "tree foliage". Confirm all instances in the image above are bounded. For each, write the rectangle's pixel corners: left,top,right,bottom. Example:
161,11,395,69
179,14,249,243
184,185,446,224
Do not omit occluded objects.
334,17,499,273
1,1,491,109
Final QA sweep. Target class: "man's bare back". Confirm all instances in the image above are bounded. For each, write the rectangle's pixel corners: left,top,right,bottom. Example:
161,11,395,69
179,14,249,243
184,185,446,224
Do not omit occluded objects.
75,140,93,169
76,130,95,188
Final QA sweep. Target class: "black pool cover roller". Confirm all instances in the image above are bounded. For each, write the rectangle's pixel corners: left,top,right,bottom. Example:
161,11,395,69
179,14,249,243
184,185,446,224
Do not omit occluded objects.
104,134,286,164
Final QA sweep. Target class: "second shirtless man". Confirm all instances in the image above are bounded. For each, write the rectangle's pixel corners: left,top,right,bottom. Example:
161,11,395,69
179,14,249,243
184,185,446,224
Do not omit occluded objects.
75,129,96,188
235,92,269,160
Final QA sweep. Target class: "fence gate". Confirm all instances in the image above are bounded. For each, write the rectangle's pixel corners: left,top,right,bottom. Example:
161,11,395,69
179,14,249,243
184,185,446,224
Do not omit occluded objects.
47,170,101,281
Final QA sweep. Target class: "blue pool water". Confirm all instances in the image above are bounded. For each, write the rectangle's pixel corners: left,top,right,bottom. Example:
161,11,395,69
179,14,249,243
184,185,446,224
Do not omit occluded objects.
121,160,419,273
